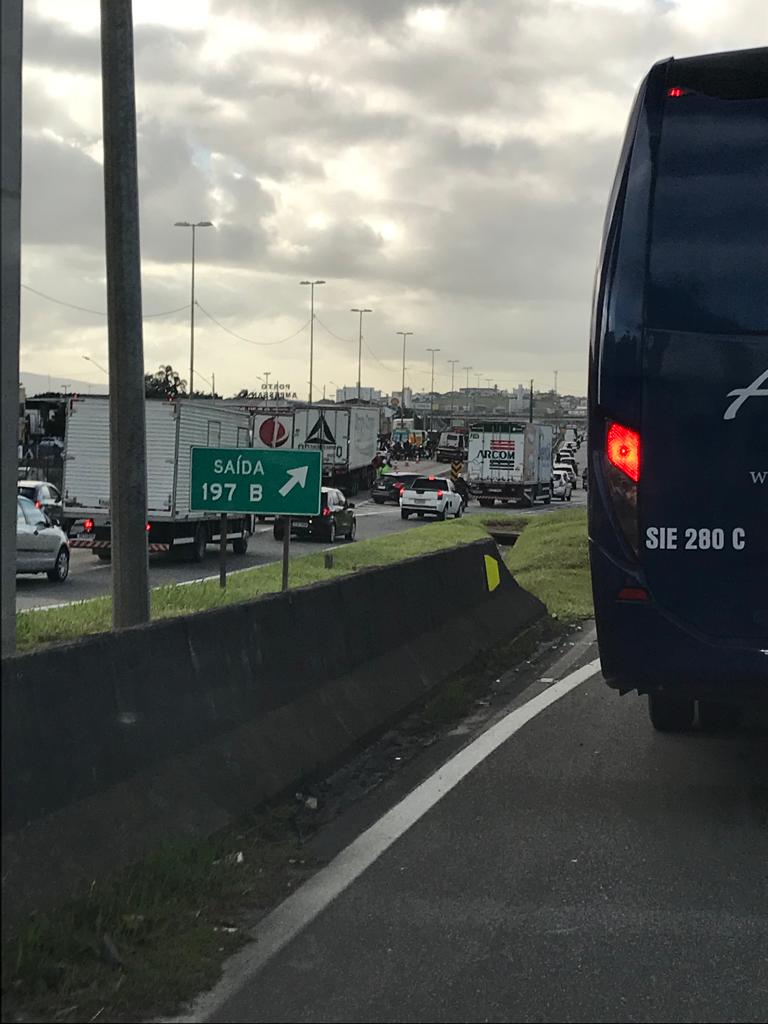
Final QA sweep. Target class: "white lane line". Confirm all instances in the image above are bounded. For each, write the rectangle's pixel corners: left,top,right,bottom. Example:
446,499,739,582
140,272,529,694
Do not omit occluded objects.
173,657,602,1023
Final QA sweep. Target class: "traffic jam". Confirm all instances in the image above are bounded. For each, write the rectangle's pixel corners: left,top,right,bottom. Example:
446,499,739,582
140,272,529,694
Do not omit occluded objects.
16,398,585,591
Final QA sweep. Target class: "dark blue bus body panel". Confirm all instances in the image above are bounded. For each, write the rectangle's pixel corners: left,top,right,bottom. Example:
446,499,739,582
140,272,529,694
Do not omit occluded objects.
588,48,768,703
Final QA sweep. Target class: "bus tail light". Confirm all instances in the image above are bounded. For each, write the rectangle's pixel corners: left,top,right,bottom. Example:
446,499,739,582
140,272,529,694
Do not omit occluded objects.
606,422,640,482
617,586,648,602
83,518,94,533
604,420,640,558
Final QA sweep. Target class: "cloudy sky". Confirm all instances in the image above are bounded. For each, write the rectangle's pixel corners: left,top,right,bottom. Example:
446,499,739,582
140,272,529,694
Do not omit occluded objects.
19,0,763,398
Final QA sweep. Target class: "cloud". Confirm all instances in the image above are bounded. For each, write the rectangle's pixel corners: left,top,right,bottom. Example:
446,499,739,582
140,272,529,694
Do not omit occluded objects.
18,0,764,396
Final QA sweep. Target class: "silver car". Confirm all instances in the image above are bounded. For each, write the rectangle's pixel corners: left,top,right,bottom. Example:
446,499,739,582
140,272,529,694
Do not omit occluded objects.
16,496,70,582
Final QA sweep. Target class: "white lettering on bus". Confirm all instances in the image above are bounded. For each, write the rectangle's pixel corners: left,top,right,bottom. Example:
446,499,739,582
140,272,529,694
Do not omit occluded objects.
723,369,768,420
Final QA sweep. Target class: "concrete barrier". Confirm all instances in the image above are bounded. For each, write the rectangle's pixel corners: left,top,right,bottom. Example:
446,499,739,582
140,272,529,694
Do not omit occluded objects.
2,538,544,928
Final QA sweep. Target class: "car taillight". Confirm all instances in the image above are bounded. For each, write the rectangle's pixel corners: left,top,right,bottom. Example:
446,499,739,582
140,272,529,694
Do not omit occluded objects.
606,422,640,483
321,507,331,517
603,420,640,558
146,522,151,532
437,490,444,499
35,500,42,508
84,518,94,532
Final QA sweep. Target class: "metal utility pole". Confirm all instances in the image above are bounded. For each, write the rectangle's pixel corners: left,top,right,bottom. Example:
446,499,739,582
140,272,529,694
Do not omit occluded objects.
397,331,412,423
351,307,372,400
529,379,534,423
174,219,212,395
1,0,23,657
448,359,459,419
301,279,325,402
100,0,150,628
426,347,440,430
553,369,558,395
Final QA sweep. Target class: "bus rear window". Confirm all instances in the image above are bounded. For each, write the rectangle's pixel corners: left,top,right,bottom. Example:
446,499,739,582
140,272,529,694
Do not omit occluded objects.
647,93,768,334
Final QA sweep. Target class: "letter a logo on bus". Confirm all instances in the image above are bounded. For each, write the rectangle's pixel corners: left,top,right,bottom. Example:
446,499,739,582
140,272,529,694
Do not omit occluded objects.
724,369,768,420
305,413,336,445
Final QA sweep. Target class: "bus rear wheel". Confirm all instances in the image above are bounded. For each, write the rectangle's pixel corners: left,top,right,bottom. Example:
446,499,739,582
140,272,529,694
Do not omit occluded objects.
648,694,695,732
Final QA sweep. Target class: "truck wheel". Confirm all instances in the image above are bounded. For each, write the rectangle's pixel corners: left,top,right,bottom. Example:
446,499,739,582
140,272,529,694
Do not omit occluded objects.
96,550,111,562
273,522,285,541
478,498,494,508
648,694,695,732
191,524,207,562
543,491,552,504
401,510,410,520
232,534,248,555
698,701,742,732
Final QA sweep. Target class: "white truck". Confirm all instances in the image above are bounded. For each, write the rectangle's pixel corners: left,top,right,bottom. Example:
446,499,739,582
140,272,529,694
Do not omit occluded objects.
63,397,253,560
436,428,468,462
253,406,378,495
466,421,553,507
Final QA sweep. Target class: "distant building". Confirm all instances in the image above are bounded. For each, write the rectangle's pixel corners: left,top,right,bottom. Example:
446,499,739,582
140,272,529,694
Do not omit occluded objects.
335,386,382,403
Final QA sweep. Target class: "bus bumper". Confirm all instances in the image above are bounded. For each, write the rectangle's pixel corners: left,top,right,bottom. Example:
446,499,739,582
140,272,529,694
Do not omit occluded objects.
590,542,768,705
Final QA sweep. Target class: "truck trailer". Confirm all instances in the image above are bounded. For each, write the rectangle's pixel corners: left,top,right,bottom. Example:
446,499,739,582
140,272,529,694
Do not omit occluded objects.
466,421,553,507
63,397,253,560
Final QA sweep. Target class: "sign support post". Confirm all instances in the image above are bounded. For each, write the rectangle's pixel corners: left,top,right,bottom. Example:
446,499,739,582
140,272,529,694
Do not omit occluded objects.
219,512,228,589
282,516,291,592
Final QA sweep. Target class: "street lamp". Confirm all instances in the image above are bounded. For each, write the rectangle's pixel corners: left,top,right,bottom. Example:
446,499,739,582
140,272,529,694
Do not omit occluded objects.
174,220,213,397
426,347,441,429
462,366,472,413
396,331,413,424
350,307,373,400
300,279,325,402
82,354,108,376
448,359,459,419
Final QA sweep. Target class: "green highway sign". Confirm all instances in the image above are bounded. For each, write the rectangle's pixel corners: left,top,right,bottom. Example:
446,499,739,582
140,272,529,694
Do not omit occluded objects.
190,447,322,517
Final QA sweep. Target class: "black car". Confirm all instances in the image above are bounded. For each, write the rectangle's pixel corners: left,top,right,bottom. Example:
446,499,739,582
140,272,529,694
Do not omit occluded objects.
273,486,356,543
371,472,417,504
16,479,63,525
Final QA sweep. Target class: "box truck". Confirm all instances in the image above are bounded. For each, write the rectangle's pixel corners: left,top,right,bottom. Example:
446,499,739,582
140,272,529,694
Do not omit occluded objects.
63,397,253,560
466,421,553,507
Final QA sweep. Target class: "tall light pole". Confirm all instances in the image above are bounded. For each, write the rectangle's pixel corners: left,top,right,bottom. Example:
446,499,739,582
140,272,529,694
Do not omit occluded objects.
82,354,109,377
350,307,373,400
448,359,459,419
301,279,325,402
462,366,472,415
396,331,412,424
174,219,213,396
426,347,440,430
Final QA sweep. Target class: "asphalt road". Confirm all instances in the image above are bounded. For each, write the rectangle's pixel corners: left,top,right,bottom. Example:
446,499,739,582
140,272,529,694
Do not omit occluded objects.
16,458,588,610
189,638,768,1024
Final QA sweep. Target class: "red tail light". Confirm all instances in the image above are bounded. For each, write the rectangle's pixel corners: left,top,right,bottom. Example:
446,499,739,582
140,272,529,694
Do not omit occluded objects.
84,518,94,532
606,422,640,483
437,490,444,499
35,500,42,508
321,506,331,517
146,522,151,532
617,586,649,602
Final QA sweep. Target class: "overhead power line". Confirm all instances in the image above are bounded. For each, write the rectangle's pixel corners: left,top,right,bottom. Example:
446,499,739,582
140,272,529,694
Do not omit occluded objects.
21,283,189,319
195,301,311,347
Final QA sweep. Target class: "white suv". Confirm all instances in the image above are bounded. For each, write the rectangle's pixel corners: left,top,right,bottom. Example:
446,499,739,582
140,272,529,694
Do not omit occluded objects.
400,476,463,521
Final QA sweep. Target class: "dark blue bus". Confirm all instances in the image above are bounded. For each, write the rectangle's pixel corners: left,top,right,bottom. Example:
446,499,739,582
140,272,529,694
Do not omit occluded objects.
588,47,768,731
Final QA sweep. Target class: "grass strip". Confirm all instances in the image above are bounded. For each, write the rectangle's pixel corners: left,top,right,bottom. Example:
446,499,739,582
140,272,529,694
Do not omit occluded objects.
16,515,529,653
503,507,593,621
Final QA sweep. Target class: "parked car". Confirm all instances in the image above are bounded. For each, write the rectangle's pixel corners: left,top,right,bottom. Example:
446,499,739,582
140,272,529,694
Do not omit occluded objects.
273,486,356,543
16,496,70,582
553,461,578,487
551,469,573,502
400,476,463,520
16,479,63,525
371,472,418,505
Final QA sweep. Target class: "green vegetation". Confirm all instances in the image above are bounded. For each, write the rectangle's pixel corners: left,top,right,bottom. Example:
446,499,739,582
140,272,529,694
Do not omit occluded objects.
1,806,313,1024
503,507,593,621
17,515,520,653
16,510,588,652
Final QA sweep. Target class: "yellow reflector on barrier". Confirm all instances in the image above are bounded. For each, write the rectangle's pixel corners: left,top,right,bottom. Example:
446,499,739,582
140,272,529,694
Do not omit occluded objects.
484,554,500,592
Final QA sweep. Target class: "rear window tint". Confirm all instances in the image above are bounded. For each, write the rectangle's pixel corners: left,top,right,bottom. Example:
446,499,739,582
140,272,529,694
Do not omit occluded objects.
648,93,768,333
412,478,448,491
18,486,36,500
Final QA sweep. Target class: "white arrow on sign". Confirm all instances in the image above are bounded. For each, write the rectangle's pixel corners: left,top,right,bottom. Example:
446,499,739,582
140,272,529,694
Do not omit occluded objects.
278,464,309,498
